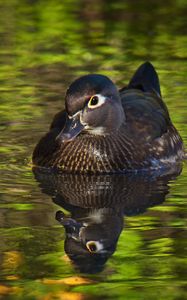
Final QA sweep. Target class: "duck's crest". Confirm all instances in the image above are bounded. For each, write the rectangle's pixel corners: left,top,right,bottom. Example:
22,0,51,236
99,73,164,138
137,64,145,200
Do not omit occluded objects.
128,62,161,97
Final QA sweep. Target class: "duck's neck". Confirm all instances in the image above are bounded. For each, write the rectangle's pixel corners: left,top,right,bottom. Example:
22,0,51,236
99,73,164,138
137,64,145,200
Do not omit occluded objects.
84,108,126,137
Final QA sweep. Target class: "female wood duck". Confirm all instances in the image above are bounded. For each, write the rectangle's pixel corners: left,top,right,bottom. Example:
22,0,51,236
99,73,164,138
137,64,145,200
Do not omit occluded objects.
32,62,184,174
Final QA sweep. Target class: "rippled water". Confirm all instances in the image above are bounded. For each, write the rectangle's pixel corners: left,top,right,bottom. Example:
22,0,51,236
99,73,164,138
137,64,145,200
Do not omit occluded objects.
0,1,187,299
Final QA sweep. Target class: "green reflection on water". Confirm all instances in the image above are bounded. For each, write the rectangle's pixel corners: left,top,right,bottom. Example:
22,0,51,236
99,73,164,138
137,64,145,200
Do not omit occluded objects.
0,0,187,299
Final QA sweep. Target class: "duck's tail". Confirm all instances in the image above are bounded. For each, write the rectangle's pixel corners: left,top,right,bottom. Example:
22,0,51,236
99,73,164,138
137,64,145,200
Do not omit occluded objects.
128,61,161,97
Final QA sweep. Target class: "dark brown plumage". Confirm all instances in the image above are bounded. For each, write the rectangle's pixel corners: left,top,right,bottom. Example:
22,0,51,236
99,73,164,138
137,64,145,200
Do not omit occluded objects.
32,62,184,174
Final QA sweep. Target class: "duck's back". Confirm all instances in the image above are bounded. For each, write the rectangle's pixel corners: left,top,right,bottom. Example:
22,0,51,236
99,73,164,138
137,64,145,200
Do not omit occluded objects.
118,62,184,167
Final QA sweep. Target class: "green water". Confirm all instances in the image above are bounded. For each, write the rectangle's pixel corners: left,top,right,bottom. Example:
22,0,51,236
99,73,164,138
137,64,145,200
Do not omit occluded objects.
0,0,187,299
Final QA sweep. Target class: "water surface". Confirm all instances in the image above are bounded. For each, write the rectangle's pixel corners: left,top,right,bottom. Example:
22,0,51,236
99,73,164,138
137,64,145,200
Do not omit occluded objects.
0,1,187,299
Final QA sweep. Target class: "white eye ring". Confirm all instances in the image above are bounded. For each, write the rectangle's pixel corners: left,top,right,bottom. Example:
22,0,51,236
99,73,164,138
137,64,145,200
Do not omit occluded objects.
88,94,106,109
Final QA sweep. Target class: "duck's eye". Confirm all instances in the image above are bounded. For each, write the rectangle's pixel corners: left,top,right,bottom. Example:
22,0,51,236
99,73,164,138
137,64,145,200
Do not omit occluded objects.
88,94,106,109
89,96,99,106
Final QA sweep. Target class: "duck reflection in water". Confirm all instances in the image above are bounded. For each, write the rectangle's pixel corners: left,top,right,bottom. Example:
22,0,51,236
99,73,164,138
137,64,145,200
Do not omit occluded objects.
33,166,182,273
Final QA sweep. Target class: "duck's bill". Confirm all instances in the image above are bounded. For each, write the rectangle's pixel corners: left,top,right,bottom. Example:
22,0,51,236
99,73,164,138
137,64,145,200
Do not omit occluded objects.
56,114,85,143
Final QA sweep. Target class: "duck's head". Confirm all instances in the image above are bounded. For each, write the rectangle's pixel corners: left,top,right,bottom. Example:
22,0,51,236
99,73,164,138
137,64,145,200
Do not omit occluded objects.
57,74,125,143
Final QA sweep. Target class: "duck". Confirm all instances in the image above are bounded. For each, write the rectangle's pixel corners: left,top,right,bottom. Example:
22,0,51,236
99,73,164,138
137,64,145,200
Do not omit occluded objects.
32,62,184,174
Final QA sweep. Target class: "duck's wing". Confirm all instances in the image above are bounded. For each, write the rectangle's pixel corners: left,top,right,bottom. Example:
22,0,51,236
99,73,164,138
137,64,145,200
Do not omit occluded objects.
32,110,67,165
120,62,171,141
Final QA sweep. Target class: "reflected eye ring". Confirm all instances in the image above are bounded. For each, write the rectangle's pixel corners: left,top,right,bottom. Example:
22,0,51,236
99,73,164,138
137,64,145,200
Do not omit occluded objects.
86,240,104,253
88,94,106,109
86,241,98,253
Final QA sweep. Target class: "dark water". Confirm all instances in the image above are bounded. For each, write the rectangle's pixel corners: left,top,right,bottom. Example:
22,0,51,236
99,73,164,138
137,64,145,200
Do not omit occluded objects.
0,1,187,299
